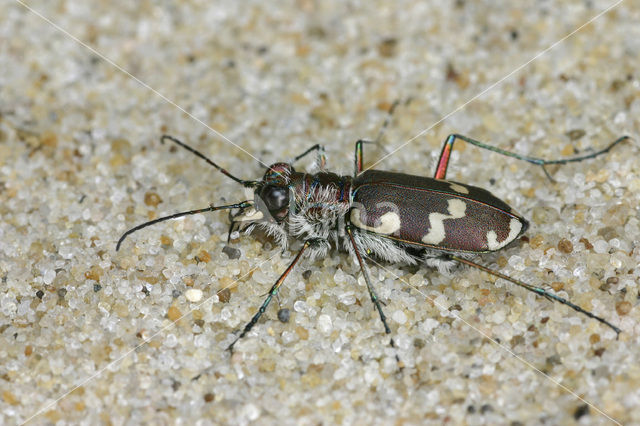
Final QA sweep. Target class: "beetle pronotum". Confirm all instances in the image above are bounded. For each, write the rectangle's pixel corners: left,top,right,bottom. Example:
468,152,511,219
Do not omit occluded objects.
117,125,627,352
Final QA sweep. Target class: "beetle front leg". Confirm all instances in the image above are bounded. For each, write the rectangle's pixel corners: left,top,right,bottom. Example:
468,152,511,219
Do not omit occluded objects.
292,144,326,170
227,239,314,352
434,133,630,180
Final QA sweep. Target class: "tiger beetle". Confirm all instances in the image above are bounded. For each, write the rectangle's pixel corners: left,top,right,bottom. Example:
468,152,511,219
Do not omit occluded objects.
117,112,627,353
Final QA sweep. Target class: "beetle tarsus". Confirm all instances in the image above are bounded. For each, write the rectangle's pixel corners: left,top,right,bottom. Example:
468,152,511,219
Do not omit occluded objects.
449,255,621,337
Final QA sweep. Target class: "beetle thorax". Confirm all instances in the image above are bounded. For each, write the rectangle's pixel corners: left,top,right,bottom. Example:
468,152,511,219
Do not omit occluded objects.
287,171,352,245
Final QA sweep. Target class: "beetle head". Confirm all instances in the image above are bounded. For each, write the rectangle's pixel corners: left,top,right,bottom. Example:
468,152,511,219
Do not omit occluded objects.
231,162,294,225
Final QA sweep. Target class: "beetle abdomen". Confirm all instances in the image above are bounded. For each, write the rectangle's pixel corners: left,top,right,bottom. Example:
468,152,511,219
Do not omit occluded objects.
350,170,528,253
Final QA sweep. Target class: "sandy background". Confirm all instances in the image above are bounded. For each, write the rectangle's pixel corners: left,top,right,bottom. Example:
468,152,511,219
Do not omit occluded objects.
1,1,639,424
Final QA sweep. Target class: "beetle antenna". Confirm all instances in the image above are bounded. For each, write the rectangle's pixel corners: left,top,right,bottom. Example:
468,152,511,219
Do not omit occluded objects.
449,255,621,338
116,201,251,251
161,135,258,187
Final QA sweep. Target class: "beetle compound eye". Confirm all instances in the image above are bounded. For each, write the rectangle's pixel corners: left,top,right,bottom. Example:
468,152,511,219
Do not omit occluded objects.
261,185,289,214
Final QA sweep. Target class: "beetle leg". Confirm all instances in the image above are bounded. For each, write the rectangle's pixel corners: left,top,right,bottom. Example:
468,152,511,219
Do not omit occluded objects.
227,239,315,352
434,133,630,180
354,139,368,174
374,99,400,145
345,226,396,349
449,255,621,338
292,144,326,170
353,100,402,175
433,134,456,179
354,139,392,174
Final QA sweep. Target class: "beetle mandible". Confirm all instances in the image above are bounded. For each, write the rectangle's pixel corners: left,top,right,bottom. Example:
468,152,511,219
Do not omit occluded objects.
117,119,627,351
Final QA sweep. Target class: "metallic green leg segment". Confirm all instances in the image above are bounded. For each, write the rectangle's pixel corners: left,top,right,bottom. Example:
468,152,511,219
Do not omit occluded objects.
450,255,621,338
227,240,311,352
354,139,370,175
346,226,395,347
434,133,630,180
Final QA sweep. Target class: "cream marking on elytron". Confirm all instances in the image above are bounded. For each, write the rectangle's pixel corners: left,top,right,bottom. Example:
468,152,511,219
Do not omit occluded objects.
422,198,467,244
487,217,523,250
350,209,401,235
449,183,469,194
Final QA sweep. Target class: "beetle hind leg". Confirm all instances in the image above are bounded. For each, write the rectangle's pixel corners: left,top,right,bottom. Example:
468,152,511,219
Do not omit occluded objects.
433,133,630,180
449,255,621,337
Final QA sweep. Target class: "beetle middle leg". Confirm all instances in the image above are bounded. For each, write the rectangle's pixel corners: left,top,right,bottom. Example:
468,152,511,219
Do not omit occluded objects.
354,140,378,174
433,133,630,180
353,100,402,175
345,226,396,350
